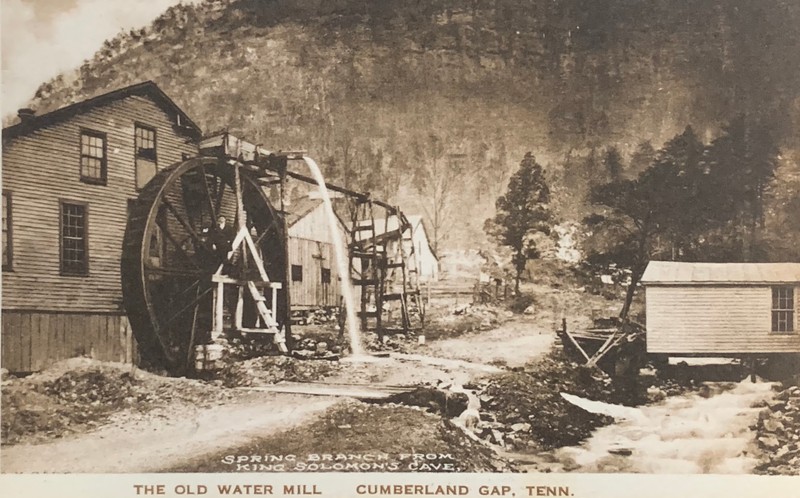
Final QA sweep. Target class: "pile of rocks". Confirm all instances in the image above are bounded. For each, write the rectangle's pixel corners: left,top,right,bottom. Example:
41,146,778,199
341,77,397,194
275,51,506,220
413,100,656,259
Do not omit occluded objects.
217,354,343,387
292,338,341,359
291,308,339,326
754,385,800,475
463,351,623,451
2,361,235,444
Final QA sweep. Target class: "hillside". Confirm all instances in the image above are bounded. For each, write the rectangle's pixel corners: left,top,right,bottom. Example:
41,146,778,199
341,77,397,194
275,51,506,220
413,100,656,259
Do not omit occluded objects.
18,0,800,251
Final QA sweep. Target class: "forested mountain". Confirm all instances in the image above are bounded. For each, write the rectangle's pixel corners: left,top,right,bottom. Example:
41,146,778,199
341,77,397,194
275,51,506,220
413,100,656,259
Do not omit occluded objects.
16,0,800,251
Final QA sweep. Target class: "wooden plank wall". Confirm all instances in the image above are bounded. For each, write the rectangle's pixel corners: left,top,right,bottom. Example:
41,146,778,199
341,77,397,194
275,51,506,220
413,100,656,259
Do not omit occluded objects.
2,95,198,312
286,202,347,309
288,238,338,308
646,285,800,354
1,311,137,373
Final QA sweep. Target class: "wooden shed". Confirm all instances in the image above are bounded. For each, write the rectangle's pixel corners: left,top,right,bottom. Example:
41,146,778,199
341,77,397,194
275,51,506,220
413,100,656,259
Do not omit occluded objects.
285,196,347,309
641,261,800,355
1,81,201,372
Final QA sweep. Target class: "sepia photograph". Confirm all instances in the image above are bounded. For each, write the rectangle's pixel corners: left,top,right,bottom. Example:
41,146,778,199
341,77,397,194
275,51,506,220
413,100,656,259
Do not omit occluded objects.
1,0,799,496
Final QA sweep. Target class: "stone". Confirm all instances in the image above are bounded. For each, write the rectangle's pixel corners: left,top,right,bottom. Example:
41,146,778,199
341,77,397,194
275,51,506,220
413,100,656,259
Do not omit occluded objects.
608,447,633,456
759,435,781,449
490,429,505,446
523,305,536,315
646,386,666,402
510,422,531,433
768,400,787,412
315,341,328,354
477,420,505,431
763,419,785,433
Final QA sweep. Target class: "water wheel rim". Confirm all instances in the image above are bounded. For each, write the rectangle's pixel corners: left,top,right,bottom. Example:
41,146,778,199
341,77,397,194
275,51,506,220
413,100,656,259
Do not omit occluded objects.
123,156,285,372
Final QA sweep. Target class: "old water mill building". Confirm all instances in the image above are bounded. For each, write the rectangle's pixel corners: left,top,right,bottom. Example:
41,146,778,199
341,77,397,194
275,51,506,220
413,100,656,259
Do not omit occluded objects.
2,82,427,374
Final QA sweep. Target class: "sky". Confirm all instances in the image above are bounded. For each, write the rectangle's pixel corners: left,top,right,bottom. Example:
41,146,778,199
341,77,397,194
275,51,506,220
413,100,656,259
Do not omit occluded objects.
1,0,192,116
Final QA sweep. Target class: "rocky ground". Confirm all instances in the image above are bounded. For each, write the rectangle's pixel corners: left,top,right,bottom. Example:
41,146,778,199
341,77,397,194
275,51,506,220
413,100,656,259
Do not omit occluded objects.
1,358,240,446
5,280,789,475
753,382,800,475
169,399,514,473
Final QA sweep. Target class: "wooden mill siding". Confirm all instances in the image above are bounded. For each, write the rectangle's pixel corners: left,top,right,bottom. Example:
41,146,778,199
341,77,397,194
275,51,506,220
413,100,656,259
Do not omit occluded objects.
286,202,344,309
1,311,137,372
2,90,199,371
646,285,800,354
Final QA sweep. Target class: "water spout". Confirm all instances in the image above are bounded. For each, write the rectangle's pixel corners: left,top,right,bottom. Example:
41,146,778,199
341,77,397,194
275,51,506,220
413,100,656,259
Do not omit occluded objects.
301,156,364,356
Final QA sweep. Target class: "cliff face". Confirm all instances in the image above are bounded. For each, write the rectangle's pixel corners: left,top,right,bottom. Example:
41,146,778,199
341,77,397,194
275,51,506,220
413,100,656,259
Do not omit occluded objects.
22,0,800,249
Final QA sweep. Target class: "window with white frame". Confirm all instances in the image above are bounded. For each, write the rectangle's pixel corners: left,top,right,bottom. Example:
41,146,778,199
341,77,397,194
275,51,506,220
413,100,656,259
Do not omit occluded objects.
772,286,795,333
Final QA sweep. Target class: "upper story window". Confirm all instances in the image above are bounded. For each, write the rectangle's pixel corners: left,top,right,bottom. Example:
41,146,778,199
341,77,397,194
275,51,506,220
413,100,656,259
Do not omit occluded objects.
2,191,12,271
772,286,795,333
80,129,107,184
61,201,88,276
135,124,157,189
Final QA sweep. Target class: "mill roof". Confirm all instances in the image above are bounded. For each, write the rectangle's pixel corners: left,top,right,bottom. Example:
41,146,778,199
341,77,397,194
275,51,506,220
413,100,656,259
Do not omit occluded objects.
3,81,201,140
641,261,800,285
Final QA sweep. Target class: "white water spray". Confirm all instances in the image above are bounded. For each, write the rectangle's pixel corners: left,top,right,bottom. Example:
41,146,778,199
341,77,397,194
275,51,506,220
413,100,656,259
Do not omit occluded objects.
302,156,364,356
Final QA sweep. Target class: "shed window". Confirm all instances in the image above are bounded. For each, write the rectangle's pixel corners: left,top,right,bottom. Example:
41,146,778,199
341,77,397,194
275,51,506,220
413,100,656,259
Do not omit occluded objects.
291,264,303,282
135,124,157,189
772,287,795,333
80,129,107,184
321,267,331,284
61,201,88,276
2,191,12,271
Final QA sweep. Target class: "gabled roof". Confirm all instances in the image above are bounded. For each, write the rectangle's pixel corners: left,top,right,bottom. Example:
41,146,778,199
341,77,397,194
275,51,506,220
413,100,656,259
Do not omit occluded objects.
3,81,201,140
285,197,325,227
642,261,800,285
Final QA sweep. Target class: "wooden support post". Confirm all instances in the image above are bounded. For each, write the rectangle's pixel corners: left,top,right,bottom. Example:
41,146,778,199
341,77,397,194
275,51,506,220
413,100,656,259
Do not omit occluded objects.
271,288,278,322
561,321,592,363
235,286,244,330
278,159,292,349
587,332,618,367
213,282,224,338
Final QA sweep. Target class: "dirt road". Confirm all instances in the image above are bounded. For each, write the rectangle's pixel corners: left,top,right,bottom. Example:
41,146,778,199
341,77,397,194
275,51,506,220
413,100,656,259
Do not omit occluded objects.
1,393,337,473
2,316,554,473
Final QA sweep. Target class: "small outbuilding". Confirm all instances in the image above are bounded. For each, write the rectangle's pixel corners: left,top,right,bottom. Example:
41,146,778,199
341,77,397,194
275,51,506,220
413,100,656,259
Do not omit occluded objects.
371,215,439,282
641,261,800,355
285,196,347,309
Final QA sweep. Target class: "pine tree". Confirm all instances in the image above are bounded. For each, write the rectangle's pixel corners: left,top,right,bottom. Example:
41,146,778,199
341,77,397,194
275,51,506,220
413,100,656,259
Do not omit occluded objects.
704,116,779,260
485,152,552,294
629,140,656,177
602,146,625,183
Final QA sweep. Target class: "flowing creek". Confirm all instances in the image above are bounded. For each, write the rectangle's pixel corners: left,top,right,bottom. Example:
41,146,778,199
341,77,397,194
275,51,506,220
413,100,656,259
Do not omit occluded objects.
507,380,776,474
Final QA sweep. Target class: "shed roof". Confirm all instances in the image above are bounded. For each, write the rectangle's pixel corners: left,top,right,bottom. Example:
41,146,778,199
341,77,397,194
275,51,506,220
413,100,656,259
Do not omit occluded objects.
641,261,800,285
3,81,202,140
285,197,324,227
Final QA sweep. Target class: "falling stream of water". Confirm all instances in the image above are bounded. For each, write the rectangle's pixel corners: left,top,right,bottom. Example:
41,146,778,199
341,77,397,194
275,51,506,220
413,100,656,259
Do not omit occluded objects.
302,156,364,356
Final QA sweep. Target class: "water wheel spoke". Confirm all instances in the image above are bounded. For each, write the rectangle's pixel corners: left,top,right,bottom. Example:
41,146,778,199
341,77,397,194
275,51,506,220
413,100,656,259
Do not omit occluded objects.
162,198,212,252
254,224,279,247
155,286,213,336
144,264,206,277
155,217,202,269
199,164,217,222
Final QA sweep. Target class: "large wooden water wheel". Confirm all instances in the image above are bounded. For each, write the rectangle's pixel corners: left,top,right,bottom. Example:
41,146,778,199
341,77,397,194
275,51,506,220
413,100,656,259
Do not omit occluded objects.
121,157,287,373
